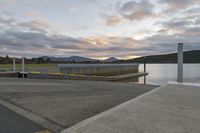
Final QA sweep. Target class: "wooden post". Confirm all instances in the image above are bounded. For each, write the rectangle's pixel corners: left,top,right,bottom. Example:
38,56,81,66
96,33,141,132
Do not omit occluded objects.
144,56,146,84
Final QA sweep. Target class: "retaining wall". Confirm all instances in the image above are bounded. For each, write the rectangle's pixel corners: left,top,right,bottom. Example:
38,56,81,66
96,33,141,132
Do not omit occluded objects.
58,64,139,76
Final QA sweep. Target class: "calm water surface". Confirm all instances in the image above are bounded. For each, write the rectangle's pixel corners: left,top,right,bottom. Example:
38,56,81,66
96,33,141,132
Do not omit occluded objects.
139,64,200,85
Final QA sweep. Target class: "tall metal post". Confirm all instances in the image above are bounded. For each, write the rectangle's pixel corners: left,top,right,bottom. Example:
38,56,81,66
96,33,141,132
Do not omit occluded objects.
177,43,183,82
144,56,146,84
22,57,25,78
13,57,16,72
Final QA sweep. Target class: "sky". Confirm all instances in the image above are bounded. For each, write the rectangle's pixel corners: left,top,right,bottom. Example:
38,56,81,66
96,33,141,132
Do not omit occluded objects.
0,0,200,59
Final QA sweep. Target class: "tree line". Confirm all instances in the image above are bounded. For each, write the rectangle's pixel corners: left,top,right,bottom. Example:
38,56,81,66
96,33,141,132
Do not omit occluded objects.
0,55,52,64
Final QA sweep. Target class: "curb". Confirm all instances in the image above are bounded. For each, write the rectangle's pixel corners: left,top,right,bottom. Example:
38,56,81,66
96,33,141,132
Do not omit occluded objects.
0,98,64,133
168,81,200,87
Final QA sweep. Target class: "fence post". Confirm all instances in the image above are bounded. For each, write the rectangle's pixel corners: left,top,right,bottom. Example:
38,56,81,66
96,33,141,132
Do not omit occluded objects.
177,43,183,82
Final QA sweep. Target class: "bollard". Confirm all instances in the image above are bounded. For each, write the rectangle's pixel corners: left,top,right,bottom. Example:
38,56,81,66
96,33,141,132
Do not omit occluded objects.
144,56,146,84
22,57,25,78
13,57,16,72
177,43,183,82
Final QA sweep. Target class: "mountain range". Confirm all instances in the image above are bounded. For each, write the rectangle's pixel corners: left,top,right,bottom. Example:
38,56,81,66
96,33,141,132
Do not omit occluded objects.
1,50,200,64
40,56,119,63
103,57,119,62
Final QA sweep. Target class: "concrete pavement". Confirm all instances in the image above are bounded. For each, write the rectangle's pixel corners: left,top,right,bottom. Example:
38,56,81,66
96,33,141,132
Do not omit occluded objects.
0,104,51,133
0,78,156,133
1,78,199,133
62,84,200,133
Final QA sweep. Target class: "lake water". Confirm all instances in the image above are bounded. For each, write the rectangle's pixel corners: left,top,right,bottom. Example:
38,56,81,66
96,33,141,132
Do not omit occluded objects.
139,64,200,85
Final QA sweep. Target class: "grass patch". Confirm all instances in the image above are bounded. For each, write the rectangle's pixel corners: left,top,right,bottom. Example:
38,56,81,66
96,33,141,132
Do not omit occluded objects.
0,64,57,69
0,64,58,72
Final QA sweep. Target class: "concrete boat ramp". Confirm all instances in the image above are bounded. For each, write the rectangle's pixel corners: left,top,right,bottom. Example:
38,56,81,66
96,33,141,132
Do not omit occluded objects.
0,78,200,133
63,84,200,133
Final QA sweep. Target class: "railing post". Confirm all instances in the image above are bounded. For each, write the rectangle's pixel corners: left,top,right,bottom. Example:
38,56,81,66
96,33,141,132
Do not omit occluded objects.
177,43,183,82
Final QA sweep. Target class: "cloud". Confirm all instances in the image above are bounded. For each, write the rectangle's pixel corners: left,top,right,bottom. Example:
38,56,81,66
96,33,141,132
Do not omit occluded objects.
161,20,192,28
69,7,79,13
85,35,142,48
0,0,16,9
1,12,200,58
0,17,16,26
1,0,200,58
101,0,156,26
0,28,85,57
185,6,200,14
185,27,200,36
87,0,97,3
19,20,50,33
158,19,194,34
25,10,44,18
24,10,51,27
23,10,69,34
159,0,199,10
105,15,122,26
160,0,191,9
194,17,200,25
0,14,52,33
0,15,147,58
144,31,200,54
155,5,200,35
118,0,156,21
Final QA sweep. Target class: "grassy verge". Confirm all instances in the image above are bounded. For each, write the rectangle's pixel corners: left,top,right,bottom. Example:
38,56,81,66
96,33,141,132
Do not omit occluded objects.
0,64,58,72
0,64,57,68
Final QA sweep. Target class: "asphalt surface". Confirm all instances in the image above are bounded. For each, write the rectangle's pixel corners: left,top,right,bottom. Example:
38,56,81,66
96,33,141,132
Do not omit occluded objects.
0,104,51,133
0,78,158,132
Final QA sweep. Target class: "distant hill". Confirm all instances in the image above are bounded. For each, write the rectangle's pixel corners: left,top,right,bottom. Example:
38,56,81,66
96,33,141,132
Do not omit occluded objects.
41,56,121,63
41,56,97,62
1,50,200,64
104,57,119,62
118,50,200,63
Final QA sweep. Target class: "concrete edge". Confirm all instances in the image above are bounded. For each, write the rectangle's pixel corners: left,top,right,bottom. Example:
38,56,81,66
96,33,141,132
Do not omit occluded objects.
168,81,200,87
0,98,64,133
61,85,163,133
